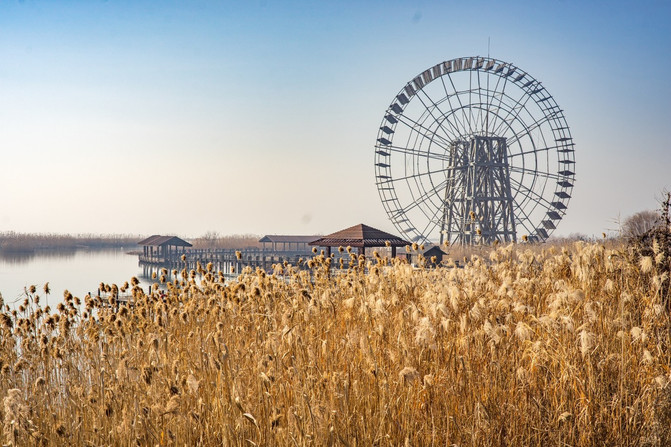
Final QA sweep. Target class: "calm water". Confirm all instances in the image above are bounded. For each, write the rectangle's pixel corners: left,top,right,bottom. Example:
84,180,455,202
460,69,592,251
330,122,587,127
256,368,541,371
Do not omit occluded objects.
0,249,143,307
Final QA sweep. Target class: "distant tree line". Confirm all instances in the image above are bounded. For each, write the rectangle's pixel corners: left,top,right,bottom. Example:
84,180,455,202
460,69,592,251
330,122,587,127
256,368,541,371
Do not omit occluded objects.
189,232,262,249
0,231,265,253
0,232,142,253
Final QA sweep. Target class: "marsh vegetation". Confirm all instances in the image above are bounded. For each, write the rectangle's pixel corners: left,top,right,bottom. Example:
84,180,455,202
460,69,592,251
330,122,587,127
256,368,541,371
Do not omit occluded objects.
0,236,670,445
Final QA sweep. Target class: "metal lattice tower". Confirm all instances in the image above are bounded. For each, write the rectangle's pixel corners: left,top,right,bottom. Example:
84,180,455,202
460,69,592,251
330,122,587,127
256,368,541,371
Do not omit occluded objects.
440,136,516,245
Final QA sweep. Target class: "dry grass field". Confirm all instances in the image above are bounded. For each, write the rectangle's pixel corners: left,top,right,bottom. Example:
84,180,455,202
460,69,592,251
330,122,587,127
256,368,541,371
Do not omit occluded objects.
1,239,670,446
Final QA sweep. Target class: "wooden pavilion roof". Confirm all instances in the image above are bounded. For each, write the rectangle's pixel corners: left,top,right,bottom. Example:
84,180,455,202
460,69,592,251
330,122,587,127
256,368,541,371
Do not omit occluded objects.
308,224,410,248
137,235,193,247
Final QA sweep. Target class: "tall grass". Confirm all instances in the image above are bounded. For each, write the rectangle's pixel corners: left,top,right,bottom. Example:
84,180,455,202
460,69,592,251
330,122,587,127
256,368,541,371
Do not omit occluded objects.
0,240,669,445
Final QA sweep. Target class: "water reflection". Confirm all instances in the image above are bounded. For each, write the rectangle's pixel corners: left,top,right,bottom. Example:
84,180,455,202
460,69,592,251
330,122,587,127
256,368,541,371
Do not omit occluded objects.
0,249,79,265
0,248,142,304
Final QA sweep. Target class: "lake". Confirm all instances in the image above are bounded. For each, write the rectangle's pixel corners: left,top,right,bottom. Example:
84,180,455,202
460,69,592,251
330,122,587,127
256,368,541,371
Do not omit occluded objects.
0,249,144,307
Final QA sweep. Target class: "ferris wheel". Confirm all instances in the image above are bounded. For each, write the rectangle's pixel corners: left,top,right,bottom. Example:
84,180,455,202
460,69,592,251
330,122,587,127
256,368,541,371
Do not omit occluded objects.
374,56,575,244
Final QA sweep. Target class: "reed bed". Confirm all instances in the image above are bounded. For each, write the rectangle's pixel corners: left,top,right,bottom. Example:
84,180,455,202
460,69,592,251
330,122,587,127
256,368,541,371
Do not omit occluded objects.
0,240,669,446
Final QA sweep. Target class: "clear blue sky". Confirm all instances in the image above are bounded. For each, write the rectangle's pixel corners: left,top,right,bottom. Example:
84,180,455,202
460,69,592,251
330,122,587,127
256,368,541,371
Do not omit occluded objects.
0,0,669,239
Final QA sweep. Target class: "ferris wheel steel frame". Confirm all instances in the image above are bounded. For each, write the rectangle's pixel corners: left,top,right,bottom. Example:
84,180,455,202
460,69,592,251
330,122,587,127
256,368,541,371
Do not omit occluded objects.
374,56,575,245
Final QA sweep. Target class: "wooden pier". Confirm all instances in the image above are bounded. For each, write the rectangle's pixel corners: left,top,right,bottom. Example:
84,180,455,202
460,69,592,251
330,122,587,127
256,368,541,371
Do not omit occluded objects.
138,248,313,276
135,229,416,282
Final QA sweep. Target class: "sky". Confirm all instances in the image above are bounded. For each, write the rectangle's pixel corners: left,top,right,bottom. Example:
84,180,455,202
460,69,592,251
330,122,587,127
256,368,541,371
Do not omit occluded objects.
0,0,669,240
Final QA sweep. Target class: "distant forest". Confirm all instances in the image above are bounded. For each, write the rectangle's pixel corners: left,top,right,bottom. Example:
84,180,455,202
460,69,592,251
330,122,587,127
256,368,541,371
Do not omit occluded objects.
0,232,263,253
0,232,142,253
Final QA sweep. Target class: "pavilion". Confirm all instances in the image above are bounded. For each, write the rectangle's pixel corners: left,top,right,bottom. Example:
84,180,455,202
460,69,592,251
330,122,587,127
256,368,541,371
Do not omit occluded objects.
137,235,192,263
259,235,321,253
308,223,410,258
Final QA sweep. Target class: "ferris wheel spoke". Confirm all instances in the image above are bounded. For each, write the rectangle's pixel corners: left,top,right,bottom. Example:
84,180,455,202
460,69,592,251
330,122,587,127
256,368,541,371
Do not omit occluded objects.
483,69,492,133
507,145,553,159
509,166,561,182
413,94,459,143
384,168,447,184
478,86,535,138
487,69,511,135
478,70,493,133
414,88,462,142
495,72,531,132
468,69,475,134
471,87,505,132
468,70,477,133
394,114,453,149
510,200,536,236
476,70,492,133
438,76,470,136
385,145,450,162
505,114,552,146
508,176,554,210
469,70,482,128
490,88,535,137
392,178,449,220
443,72,474,136
418,199,447,238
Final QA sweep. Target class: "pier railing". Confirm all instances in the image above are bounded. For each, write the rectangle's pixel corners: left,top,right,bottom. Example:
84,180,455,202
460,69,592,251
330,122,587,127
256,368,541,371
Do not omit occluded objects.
138,247,316,273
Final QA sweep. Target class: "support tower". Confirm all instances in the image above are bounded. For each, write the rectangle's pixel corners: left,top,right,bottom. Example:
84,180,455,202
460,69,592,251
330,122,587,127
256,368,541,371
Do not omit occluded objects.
440,136,516,245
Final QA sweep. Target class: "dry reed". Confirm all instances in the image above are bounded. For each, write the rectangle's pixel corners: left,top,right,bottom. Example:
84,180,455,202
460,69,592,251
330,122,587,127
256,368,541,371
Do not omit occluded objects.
0,240,669,446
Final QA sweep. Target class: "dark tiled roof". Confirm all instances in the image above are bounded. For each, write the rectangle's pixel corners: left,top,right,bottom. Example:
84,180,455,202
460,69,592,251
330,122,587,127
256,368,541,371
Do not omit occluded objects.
421,246,447,256
259,235,322,243
137,235,192,247
309,223,410,248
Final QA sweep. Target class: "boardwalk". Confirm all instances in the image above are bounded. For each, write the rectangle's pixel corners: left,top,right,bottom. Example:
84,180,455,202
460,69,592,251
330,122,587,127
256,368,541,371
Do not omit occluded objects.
136,227,417,282
138,247,313,276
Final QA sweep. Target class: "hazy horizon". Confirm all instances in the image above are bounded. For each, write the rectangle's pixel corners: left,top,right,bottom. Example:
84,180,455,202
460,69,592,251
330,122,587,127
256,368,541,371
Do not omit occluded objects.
1,0,669,240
